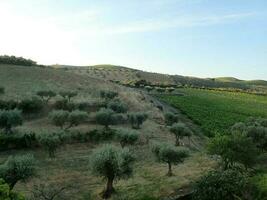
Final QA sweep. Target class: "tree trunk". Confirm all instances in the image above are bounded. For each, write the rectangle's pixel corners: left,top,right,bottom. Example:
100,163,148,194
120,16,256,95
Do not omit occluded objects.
167,162,173,176
175,137,180,146
103,177,115,198
9,180,17,190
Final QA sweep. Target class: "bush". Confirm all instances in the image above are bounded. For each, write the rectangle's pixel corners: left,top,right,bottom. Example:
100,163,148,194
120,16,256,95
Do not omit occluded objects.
0,178,25,199
100,90,118,100
0,55,37,66
95,108,117,129
0,154,36,189
116,129,139,147
18,97,44,114
169,122,192,146
193,169,248,200
128,112,148,129
107,100,128,113
54,99,76,111
0,100,19,110
247,126,267,151
68,110,88,128
49,110,69,129
36,90,56,103
0,87,4,94
164,112,178,126
90,145,135,198
0,109,23,134
151,143,189,176
59,91,77,102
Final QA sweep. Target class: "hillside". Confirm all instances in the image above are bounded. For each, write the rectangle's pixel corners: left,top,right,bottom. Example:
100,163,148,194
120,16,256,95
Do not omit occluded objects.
53,64,267,92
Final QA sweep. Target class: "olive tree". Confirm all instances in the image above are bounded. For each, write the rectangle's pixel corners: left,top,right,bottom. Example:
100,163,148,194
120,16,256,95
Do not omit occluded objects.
0,87,4,94
59,91,77,102
36,90,56,103
170,122,192,146
49,110,69,129
107,100,128,113
95,108,116,130
164,112,178,126
151,143,189,176
90,145,135,198
116,129,139,147
0,109,23,134
0,154,36,189
38,133,63,158
100,90,118,100
128,112,148,129
208,133,258,169
67,110,88,129
18,97,44,114
193,169,247,200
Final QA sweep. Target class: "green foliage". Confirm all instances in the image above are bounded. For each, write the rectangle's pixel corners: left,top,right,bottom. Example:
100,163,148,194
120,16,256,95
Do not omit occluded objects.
54,99,76,111
155,87,165,93
208,133,258,169
159,88,267,136
0,109,23,134
95,108,116,129
164,112,178,126
151,143,189,176
169,122,192,146
128,112,148,129
247,126,267,151
144,86,153,92
0,87,4,94
38,132,64,158
68,110,88,128
0,55,36,66
116,128,139,147
18,97,44,114
0,154,36,189
100,90,118,100
49,110,69,129
0,178,25,200
90,145,135,198
107,100,128,113
59,91,77,102
36,90,56,102
0,100,19,110
193,169,247,200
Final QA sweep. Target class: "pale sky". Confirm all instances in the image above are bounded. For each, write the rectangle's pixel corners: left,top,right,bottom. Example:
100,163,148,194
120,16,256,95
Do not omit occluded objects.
0,0,266,80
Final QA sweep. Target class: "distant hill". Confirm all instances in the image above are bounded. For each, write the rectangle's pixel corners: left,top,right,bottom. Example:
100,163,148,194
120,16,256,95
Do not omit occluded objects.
52,64,267,93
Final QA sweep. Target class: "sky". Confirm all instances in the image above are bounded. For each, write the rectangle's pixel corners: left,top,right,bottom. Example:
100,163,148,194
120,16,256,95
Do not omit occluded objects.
0,0,266,80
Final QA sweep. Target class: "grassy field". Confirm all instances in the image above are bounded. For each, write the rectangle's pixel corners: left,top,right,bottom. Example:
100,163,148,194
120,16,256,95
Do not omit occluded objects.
158,88,267,136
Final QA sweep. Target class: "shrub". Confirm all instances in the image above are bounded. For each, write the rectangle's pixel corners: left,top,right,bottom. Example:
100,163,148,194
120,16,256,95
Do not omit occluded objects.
67,110,88,129
0,100,19,110
166,87,175,93
100,90,118,100
0,87,4,94
208,133,258,169
0,109,23,134
128,112,148,129
155,87,165,93
193,169,248,200
36,90,56,103
90,145,135,198
144,86,153,92
0,154,36,189
152,143,189,176
18,97,44,114
116,129,139,147
59,91,78,102
54,99,76,111
164,112,178,126
38,132,63,158
247,126,267,151
169,122,192,146
0,55,37,66
107,100,128,113
49,110,69,129
0,178,26,199
95,108,117,129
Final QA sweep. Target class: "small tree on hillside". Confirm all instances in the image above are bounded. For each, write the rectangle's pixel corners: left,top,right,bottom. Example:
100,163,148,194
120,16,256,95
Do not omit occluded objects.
36,90,56,103
49,110,69,129
164,112,179,126
18,97,44,114
59,91,77,102
38,133,62,158
90,145,135,198
170,122,192,146
67,110,88,129
116,129,139,147
0,154,36,189
0,109,23,134
95,108,116,130
208,133,258,169
107,100,128,113
128,112,148,129
151,143,189,176
100,90,118,100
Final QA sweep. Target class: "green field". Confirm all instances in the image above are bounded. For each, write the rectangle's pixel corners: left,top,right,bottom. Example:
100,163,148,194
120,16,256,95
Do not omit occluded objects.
158,88,267,136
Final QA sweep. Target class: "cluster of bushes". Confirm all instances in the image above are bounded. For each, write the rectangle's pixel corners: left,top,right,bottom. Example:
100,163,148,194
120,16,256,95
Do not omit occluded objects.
0,55,37,66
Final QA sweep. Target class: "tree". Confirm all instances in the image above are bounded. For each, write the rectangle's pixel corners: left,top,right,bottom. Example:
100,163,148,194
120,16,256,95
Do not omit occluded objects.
116,129,139,147
207,133,258,169
144,86,153,92
164,112,178,126
49,110,69,129
0,178,25,200
95,108,116,130
59,91,77,102
0,55,36,66
38,133,62,158
100,90,118,100
107,100,128,113
128,112,148,129
193,169,247,200
36,90,56,103
152,143,189,176
90,145,135,198
67,110,88,129
0,87,4,95
0,109,23,134
169,123,192,146
18,97,44,114
0,154,35,189
247,125,267,151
